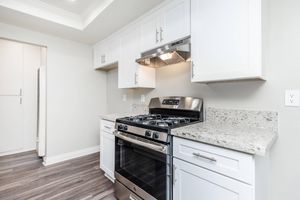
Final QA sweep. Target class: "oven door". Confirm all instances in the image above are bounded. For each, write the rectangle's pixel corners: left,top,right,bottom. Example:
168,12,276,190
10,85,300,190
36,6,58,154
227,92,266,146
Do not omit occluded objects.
115,131,171,200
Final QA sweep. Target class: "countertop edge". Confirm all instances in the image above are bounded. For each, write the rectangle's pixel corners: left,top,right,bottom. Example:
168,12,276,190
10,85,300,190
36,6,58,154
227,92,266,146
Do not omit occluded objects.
171,132,278,156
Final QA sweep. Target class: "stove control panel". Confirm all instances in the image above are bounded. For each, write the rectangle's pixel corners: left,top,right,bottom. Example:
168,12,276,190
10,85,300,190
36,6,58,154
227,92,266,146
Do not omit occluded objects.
145,130,160,140
116,123,169,143
118,124,128,131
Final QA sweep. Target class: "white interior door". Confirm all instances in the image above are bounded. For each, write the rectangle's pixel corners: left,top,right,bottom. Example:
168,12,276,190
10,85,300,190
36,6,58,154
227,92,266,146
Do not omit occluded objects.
0,39,23,95
0,97,23,153
0,39,24,153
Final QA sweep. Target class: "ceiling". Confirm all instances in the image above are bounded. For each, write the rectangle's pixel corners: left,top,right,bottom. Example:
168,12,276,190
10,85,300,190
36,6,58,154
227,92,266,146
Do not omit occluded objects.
39,0,102,15
0,0,164,44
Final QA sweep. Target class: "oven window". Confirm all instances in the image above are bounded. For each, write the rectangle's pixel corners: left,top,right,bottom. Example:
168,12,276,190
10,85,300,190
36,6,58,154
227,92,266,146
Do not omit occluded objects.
115,137,167,200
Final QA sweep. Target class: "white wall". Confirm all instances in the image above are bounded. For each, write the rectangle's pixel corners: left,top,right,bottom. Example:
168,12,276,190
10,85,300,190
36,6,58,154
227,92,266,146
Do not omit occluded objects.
0,22,107,157
106,0,300,199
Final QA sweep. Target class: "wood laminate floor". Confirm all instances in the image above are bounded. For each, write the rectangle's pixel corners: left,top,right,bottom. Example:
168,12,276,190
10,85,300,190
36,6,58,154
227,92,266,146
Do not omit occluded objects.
0,151,116,200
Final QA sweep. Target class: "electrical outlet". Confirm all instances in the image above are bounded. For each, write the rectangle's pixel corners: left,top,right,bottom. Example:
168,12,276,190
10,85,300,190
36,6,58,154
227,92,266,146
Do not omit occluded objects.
122,94,127,102
141,95,146,103
285,90,300,107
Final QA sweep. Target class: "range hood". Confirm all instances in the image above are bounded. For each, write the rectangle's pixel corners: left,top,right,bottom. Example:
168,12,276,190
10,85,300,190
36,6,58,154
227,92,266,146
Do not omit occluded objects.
136,37,190,67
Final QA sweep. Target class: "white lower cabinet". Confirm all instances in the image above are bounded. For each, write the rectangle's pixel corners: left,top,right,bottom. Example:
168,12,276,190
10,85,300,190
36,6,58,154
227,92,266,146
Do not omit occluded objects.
173,158,254,200
100,120,115,182
172,137,269,200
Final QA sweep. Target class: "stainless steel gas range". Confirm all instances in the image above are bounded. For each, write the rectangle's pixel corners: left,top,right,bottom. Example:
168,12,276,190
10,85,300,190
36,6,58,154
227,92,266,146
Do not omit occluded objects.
114,97,203,200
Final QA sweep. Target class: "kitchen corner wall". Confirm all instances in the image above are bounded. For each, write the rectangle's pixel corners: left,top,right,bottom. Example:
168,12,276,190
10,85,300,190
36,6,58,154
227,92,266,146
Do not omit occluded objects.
107,0,300,199
0,23,107,158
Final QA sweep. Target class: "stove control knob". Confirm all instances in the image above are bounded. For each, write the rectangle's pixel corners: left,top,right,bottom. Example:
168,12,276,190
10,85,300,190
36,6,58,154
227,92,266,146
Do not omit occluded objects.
123,125,128,131
117,124,123,130
152,132,160,139
118,124,125,131
145,130,152,137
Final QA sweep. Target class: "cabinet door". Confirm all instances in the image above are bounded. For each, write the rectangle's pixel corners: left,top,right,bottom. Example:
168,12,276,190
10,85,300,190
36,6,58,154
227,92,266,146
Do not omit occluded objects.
0,39,23,95
119,29,140,88
100,130,115,180
173,158,254,200
0,96,23,153
93,42,106,69
136,66,156,88
106,37,120,65
191,0,262,82
161,0,190,44
140,15,160,52
0,39,24,154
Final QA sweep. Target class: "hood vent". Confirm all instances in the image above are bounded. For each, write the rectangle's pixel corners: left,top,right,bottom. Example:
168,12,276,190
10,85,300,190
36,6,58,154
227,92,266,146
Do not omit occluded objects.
136,37,190,67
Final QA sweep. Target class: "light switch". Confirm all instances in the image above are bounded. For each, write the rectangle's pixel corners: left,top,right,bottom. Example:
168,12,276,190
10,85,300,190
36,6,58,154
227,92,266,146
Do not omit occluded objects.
285,90,300,107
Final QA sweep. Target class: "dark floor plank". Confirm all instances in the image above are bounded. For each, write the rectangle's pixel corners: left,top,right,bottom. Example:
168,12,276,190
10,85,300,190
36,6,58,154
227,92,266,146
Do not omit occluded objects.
0,151,115,200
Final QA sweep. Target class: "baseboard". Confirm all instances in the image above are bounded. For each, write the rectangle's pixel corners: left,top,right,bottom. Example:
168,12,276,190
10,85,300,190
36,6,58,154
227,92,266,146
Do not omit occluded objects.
104,173,115,183
0,147,36,157
43,146,100,166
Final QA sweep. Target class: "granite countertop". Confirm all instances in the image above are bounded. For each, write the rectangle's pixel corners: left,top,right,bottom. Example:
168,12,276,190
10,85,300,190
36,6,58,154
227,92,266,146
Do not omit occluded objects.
99,104,148,122
99,113,128,122
172,107,278,156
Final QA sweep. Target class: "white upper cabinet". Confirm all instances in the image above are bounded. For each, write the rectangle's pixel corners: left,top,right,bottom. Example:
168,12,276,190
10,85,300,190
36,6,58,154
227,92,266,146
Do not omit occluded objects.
161,0,191,45
140,0,191,52
93,0,190,88
93,42,105,68
106,37,120,65
93,36,120,70
140,14,161,53
119,28,155,89
191,0,263,83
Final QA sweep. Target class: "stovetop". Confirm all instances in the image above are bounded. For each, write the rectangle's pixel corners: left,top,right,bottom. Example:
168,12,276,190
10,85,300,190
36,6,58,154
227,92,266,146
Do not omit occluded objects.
117,114,199,130
115,97,203,143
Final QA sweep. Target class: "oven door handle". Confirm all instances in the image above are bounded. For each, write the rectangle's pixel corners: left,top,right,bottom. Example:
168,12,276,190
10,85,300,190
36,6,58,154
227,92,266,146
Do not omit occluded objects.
115,131,168,154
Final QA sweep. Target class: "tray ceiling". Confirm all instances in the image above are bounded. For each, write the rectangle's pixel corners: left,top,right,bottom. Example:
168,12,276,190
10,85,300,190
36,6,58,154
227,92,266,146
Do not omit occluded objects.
0,0,164,43
39,0,102,15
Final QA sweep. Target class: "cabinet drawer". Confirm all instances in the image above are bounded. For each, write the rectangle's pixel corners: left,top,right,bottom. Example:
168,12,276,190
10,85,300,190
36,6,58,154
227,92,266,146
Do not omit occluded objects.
173,158,254,200
100,120,115,134
173,137,255,184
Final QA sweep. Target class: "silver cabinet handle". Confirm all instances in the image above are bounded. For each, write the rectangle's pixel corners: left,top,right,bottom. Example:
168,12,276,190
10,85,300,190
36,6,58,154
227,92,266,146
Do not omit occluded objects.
19,88,23,96
156,28,159,43
104,125,112,130
192,152,217,162
20,97,22,105
160,27,163,42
